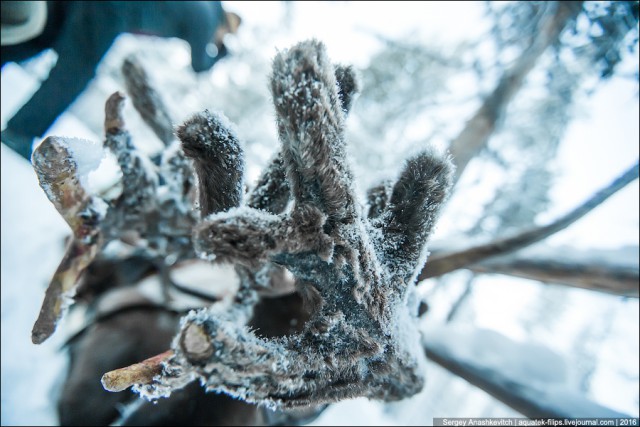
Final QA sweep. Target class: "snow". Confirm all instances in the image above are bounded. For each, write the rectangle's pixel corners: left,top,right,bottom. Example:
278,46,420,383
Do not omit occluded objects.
55,137,124,204
1,145,70,426
87,149,123,201
425,324,568,383
307,397,399,426
61,137,103,183
421,324,632,418
2,1,639,425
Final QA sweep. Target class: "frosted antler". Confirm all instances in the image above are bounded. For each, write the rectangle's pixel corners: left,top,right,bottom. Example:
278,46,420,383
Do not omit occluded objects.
30,62,199,344
30,136,109,343
134,39,454,408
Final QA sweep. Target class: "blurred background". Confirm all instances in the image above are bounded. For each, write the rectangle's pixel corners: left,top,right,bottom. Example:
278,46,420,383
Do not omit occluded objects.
2,1,638,425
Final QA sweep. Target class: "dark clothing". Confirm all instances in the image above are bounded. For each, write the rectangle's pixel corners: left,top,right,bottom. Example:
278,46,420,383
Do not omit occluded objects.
1,1,227,160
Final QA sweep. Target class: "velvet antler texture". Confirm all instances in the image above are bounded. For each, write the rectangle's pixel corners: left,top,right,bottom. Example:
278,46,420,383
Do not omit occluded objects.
30,39,453,410
132,39,454,408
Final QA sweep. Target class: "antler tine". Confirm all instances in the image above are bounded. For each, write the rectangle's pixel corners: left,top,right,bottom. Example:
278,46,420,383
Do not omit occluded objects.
270,39,358,226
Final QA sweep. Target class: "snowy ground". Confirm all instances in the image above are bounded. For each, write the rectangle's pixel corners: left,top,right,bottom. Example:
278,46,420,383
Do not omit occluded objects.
2,2,639,425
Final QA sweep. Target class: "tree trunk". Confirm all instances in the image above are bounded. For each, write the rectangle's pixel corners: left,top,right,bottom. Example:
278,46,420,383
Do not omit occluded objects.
449,1,584,183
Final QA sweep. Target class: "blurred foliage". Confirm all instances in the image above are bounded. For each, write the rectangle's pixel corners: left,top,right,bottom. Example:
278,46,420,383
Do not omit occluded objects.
445,1,638,237
573,0,639,79
486,1,639,79
344,1,638,237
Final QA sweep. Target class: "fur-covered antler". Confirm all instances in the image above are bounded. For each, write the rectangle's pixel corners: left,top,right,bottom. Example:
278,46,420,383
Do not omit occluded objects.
30,86,198,344
127,39,454,408
31,39,453,411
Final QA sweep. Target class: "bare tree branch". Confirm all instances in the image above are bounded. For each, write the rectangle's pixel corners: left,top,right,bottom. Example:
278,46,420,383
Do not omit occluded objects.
449,1,584,183
470,246,639,297
419,161,639,281
422,325,633,419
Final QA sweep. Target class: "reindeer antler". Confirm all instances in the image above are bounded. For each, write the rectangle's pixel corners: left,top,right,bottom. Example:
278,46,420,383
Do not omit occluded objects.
31,39,453,410
124,39,453,408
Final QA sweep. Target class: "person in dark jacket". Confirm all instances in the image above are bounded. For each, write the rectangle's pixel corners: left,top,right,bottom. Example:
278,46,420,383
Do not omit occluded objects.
1,1,240,161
